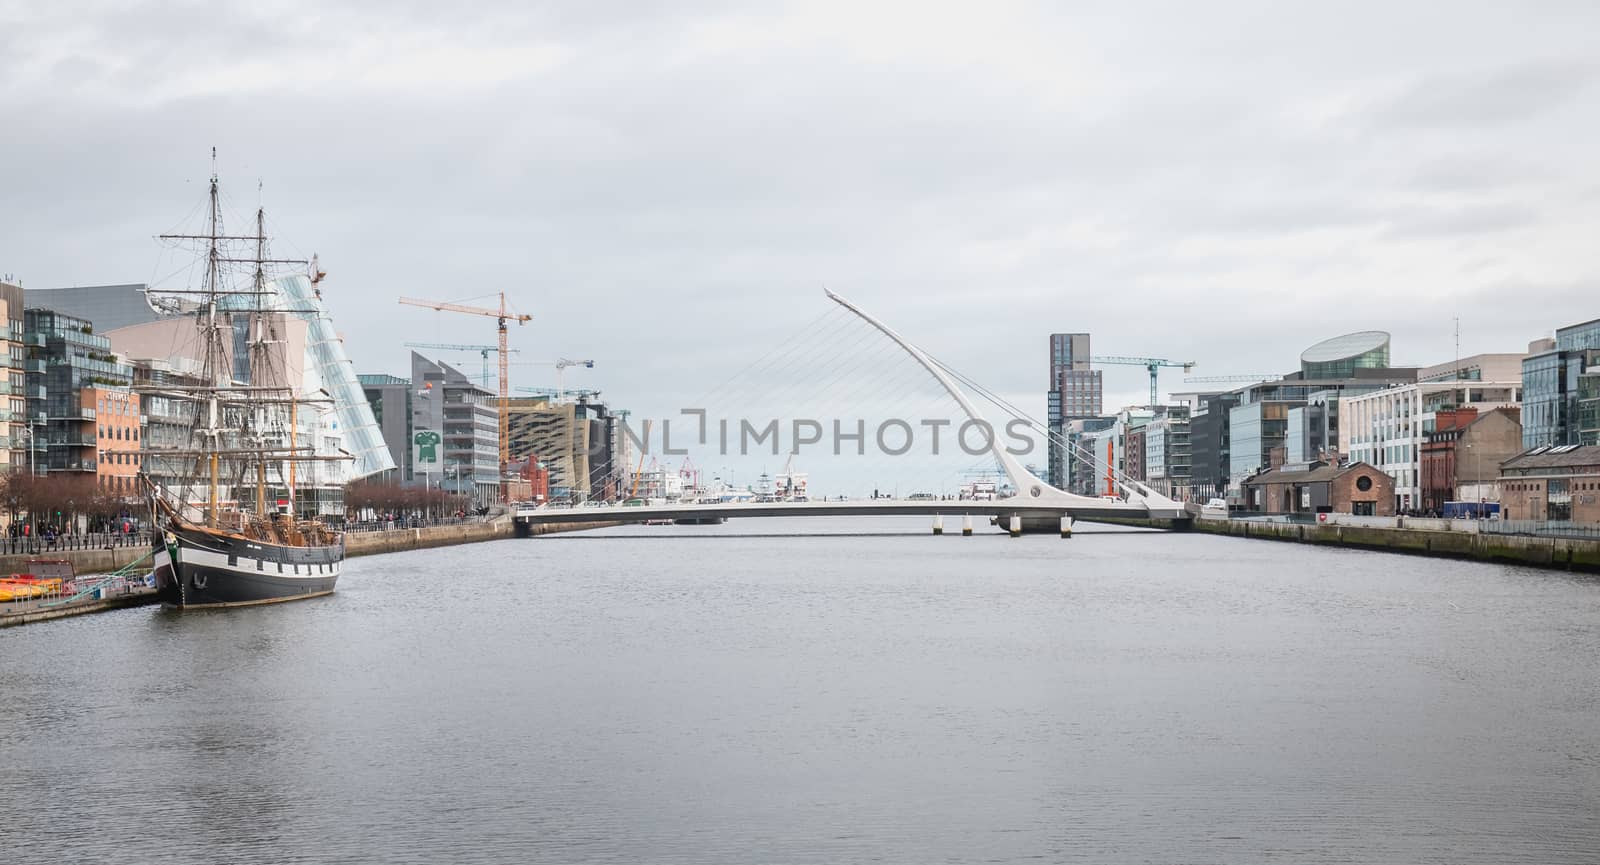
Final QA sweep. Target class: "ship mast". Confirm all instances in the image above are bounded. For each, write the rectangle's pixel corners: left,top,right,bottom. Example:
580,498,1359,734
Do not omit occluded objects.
203,151,223,527
151,150,339,529
254,204,269,519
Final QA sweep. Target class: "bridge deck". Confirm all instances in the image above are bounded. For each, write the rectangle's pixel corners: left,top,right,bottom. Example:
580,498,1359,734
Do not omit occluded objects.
514,499,1188,525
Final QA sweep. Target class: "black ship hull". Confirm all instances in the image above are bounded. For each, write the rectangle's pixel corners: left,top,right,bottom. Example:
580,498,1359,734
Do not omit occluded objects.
153,522,342,608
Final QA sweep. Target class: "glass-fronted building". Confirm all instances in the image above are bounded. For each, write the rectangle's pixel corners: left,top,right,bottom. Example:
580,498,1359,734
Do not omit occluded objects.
1300,331,1391,379
23,308,134,476
1522,318,1600,448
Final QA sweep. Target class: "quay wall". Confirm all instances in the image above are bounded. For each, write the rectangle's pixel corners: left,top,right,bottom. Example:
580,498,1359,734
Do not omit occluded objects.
0,518,611,580
0,546,148,579
1085,516,1600,572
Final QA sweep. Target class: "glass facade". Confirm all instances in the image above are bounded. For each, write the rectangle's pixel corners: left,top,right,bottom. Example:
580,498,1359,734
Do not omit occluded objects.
23,308,133,474
1523,319,1600,448
1300,331,1391,379
267,275,395,479
1522,351,1576,449
1580,365,1600,446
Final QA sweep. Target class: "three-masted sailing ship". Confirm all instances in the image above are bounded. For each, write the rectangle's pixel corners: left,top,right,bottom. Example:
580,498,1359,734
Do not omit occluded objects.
144,156,349,608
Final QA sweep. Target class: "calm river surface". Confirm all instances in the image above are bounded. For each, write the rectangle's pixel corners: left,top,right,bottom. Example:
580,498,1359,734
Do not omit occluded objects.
3,517,1598,863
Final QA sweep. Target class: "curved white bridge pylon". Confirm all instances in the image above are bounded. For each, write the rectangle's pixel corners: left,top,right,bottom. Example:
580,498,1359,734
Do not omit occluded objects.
824,289,1187,519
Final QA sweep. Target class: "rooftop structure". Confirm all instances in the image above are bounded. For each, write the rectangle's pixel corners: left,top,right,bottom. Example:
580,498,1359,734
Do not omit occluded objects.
1300,331,1391,379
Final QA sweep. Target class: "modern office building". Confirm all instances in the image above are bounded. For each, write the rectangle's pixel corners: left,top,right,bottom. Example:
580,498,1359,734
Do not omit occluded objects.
0,282,23,473
25,284,164,332
1143,405,1192,499
23,308,135,476
1419,353,1526,383
504,395,626,502
360,374,413,485
1188,392,1240,501
1284,391,1342,464
1299,331,1390,379
1521,318,1600,448
1046,333,1102,487
1062,416,1115,496
1340,371,1521,512
505,397,592,501
411,353,501,506
1227,368,1415,493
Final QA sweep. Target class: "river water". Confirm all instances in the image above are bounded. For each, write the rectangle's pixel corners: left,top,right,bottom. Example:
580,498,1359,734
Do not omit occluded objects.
2,518,1597,863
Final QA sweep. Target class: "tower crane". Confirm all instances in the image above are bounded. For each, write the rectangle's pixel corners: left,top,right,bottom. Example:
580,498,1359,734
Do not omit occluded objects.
514,386,601,401
399,293,531,494
554,358,594,402
508,357,596,401
403,342,522,389
1092,356,1197,407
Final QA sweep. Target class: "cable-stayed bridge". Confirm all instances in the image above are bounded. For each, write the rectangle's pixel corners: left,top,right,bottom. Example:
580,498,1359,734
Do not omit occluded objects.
515,289,1193,535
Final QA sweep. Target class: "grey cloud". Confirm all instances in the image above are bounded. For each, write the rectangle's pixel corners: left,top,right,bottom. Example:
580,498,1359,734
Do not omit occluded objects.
1368,61,1597,130
1379,202,1543,239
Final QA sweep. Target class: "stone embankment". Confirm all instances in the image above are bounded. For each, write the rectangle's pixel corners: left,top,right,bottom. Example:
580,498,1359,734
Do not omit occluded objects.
1088,515,1600,572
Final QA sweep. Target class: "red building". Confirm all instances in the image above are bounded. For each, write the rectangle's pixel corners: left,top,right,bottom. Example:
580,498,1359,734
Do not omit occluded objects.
1420,407,1522,513
1420,408,1478,513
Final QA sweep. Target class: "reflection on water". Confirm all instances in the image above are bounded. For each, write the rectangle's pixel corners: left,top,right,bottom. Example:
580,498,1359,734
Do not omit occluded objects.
2,517,1597,864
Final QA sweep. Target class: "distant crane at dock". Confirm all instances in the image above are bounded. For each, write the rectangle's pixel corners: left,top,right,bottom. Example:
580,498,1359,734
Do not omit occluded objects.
1092,356,1197,407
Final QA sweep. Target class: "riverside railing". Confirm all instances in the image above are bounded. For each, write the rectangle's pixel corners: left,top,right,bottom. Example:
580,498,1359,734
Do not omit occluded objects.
1478,520,1600,541
0,530,154,556
340,515,491,534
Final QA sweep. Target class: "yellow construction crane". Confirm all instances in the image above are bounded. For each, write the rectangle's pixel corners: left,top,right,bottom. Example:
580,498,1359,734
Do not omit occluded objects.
398,293,531,496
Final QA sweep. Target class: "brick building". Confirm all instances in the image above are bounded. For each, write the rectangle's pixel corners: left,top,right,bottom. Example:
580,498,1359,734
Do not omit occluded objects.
1499,445,1600,522
1241,460,1395,516
93,387,142,497
1124,428,1146,483
1419,407,1522,513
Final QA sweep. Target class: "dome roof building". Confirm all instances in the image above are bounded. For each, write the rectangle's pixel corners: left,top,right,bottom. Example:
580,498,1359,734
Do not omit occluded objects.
1300,331,1390,379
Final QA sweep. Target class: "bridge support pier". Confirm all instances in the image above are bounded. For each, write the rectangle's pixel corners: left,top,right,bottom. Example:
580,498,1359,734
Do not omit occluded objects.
1060,516,1073,539
1008,514,1022,538
962,514,973,536
932,514,943,535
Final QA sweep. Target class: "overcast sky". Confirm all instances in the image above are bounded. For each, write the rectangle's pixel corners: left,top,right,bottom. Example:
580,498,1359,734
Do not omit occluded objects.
3,1,1597,490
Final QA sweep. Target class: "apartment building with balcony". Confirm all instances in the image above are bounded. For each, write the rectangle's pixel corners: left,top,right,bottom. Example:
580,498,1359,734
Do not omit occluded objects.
23,308,133,476
0,282,23,473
